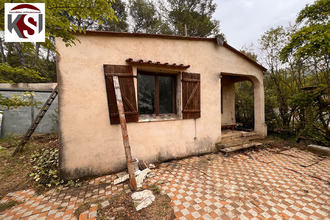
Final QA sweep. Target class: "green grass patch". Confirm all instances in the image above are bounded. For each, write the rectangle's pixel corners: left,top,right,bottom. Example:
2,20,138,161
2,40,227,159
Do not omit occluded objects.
151,184,161,194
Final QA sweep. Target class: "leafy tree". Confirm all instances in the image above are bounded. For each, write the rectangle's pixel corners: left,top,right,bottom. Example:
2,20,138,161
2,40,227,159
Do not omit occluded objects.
66,0,128,32
0,0,117,109
251,0,329,145
259,26,299,130
279,0,329,145
235,81,254,129
234,48,258,130
0,91,40,111
281,0,329,87
281,0,329,62
1,0,116,51
240,45,258,62
290,85,329,145
98,0,129,32
129,0,166,34
163,0,220,37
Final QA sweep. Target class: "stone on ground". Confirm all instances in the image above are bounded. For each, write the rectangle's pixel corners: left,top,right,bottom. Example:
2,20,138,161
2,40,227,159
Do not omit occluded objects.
131,189,155,211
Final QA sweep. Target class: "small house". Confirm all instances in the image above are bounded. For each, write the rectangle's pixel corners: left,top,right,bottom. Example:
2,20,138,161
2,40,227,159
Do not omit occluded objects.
56,31,267,179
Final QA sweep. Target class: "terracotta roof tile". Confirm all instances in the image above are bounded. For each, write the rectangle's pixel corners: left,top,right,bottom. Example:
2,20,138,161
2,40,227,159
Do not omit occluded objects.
126,58,190,70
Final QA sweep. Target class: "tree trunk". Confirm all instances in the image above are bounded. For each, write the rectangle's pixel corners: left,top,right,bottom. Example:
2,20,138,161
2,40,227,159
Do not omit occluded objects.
33,43,40,65
46,48,50,62
0,37,6,63
35,43,40,58
14,43,26,66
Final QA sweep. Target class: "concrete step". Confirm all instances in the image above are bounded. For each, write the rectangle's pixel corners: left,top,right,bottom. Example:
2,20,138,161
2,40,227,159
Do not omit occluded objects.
220,132,263,144
217,142,263,155
216,139,262,149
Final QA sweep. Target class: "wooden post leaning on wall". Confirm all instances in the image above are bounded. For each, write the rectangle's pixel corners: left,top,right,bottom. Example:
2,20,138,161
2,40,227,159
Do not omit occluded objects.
113,76,137,191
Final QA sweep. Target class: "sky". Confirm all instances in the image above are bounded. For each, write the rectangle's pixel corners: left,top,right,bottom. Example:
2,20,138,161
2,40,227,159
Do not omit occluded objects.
213,0,315,49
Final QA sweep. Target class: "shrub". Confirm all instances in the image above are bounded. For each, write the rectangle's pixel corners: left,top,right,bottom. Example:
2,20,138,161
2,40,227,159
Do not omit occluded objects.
30,147,81,189
30,147,63,188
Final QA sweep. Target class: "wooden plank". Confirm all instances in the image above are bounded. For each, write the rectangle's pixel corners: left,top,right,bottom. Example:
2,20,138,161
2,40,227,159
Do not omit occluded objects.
110,112,138,117
182,109,201,113
113,76,137,191
183,82,199,111
105,73,137,77
122,94,136,112
221,123,243,130
181,78,200,82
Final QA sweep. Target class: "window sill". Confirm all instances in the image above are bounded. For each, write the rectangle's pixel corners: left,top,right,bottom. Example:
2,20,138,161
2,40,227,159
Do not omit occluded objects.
138,114,180,123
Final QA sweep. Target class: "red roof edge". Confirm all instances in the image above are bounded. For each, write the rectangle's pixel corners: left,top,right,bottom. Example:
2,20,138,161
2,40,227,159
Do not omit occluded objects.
77,30,267,72
126,58,190,70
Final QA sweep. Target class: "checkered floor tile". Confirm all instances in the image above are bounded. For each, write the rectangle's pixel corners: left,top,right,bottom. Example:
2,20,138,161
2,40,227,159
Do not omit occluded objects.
146,148,330,219
1,146,329,219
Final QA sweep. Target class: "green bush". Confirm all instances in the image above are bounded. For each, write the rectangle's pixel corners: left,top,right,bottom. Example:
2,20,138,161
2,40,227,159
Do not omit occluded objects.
30,148,63,188
30,147,81,189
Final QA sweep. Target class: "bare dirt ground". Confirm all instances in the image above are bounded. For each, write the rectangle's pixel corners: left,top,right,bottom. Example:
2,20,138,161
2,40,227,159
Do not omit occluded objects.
0,134,58,199
97,190,175,220
0,134,176,219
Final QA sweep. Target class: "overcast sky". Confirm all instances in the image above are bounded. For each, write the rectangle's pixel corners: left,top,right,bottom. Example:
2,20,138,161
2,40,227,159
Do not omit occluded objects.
214,0,315,49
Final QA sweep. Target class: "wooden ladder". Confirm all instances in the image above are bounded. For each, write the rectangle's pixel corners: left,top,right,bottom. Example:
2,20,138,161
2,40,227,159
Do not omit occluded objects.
13,86,58,155
113,76,137,191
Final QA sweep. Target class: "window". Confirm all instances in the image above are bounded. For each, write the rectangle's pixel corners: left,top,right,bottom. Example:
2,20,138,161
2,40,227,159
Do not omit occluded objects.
103,64,201,124
137,71,176,115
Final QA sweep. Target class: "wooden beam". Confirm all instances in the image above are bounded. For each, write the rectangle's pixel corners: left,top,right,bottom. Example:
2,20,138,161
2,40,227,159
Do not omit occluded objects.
113,76,137,191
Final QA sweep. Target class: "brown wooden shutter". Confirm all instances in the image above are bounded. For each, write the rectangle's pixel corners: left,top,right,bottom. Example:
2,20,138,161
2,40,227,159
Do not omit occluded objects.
182,72,201,119
104,65,138,124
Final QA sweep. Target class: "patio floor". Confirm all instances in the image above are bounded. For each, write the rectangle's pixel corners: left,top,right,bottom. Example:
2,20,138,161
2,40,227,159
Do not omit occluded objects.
1,146,329,219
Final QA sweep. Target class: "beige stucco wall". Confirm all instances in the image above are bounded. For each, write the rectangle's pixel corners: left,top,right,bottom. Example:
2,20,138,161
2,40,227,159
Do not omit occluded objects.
221,76,235,125
56,34,266,179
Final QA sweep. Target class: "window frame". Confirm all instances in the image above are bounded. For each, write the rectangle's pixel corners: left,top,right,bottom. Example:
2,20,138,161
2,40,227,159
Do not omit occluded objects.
137,70,178,117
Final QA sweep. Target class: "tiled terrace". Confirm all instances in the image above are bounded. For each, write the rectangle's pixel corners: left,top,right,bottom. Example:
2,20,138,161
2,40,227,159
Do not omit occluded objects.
1,146,329,219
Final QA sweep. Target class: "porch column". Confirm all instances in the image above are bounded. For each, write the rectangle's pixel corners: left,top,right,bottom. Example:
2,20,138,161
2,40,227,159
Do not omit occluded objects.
253,78,267,137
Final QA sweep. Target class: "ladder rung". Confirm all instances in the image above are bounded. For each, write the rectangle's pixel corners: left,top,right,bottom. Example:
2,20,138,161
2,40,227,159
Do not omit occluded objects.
35,118,42,124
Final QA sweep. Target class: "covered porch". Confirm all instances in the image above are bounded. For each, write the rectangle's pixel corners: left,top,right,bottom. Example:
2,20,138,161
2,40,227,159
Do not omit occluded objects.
220,72,267,139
